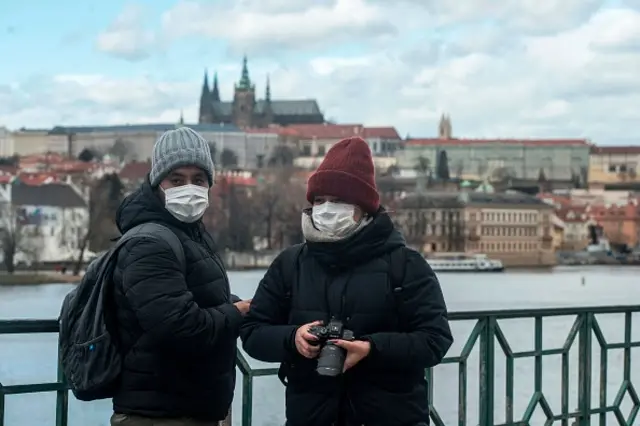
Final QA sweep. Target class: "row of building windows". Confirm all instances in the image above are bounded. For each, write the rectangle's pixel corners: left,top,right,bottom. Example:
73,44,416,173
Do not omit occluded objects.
405,223,462,237
481,226,540,237
404,211,462,221
479,241,541,252
477,212,540,223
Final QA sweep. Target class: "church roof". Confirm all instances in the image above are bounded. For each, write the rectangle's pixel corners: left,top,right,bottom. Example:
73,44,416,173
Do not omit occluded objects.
211,99,321,116
11,183,87,208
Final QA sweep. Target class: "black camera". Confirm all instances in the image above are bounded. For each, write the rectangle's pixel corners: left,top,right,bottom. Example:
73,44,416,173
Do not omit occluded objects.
307,317,355,377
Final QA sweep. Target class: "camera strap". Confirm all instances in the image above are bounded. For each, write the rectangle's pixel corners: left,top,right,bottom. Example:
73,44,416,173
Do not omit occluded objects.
278,243,306,387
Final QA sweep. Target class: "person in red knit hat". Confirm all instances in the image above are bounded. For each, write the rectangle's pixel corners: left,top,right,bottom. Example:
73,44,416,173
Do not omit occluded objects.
241,137,453,426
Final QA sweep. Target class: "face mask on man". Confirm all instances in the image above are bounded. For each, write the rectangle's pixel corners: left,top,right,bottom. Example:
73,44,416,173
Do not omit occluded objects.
311,201,361,237
162,184,209,223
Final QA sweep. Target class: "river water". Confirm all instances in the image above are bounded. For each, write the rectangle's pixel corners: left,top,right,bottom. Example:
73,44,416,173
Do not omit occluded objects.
1,267,639,426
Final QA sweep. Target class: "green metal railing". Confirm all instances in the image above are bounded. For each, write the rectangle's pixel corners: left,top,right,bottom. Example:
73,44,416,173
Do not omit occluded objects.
1,305,639,426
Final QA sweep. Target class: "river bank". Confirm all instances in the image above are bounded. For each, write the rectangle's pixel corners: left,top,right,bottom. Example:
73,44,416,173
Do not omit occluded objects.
0,273,82,285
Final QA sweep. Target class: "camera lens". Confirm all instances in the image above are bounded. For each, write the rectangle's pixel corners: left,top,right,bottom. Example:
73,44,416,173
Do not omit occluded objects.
316,342,345,377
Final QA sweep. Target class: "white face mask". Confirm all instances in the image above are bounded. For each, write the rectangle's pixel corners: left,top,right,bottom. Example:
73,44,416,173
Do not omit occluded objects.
311,202,360,238
162,184,209,223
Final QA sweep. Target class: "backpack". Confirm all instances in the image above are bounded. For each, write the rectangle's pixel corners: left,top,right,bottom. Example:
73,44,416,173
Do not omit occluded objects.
58,222,185,401
277,245,407,385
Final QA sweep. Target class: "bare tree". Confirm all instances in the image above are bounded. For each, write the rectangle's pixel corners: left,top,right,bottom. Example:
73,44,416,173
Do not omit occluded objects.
0,205,42,273
220,149,239,169
491,166,515,182
414,156,431,191
274,170,307,248
268,144,296,167
206,177,254,252
476,160,488,180
254,182,280,249
109,138,134,162
414,156,430,175
454,160,464,180
73,173,124,275
252,168,303,249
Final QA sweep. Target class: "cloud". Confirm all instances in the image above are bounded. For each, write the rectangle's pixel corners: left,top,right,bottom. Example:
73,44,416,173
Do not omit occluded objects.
95,4,157,61
6,1,640,146
0,74,197,128
160,0,399,54
404,0,607,34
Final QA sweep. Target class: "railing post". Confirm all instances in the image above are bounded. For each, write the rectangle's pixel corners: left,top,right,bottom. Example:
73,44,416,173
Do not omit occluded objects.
242,373,254,426
478,317,495,426
55,333,69,426
0,382,5,426
576,312,592,426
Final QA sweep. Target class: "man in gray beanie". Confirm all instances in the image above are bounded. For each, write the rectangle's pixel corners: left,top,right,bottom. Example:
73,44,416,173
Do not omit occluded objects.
107,127,250,425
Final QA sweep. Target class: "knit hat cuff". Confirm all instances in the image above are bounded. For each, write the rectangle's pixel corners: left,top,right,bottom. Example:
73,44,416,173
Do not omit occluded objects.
307,169,380,214
149,149,215,187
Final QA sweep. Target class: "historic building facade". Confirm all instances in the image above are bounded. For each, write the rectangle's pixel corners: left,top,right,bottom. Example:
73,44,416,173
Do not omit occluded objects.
396,115,591,185
588,145,640,190
395,190,556,266
198,57,325,128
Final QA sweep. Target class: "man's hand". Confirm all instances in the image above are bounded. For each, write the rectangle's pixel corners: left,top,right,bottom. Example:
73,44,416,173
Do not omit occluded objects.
330,339,371,372
233,299,252,316
295,320,323,358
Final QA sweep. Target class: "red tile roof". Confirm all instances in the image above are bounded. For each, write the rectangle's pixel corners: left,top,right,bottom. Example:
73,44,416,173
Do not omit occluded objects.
20,153,67,164
245,124,400,140
363,127,400,139
591,146,640,155
244,126,298,136
587,201,640,220
537,193,572,208
287,124,365,139
119,161,151,181
49,161,96,173
406,138,589,147
0,172,62,185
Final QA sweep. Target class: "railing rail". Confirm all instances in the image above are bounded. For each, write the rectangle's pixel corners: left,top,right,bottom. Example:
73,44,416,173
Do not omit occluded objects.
1,305,639,426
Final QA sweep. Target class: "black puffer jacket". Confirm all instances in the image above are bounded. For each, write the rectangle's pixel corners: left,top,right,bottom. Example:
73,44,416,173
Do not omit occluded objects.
241,211,453,426
111,179,242,421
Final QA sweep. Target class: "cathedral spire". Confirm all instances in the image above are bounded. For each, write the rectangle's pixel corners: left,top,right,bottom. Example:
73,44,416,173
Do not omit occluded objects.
438,113,452,139
201,69,210,94
265,74,271,102
211,71,220,102
199,68,213,123
237,55,252,90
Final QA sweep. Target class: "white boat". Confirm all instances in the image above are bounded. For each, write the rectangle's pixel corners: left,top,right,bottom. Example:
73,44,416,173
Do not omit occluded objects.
425,253,505,273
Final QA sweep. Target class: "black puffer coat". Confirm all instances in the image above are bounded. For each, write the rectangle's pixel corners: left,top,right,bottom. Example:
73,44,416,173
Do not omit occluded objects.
110,179,242,421
241,211,453,426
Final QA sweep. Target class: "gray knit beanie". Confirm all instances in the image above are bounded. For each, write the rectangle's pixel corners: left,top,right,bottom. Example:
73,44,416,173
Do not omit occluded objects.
149,127,215,187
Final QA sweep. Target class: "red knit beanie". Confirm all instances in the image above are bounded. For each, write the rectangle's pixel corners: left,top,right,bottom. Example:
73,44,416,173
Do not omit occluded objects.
306,137,379,214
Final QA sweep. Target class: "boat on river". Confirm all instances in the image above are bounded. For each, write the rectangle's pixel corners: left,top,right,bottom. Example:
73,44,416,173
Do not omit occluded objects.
425,252,505,273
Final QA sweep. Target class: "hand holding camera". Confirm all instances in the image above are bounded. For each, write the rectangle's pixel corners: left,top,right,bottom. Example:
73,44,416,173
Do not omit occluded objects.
294,320,323,359
303,317,369,376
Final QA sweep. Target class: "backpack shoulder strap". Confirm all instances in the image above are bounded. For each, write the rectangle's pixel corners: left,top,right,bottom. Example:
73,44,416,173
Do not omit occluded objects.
388,247,407,290
281,243,305,298
117,223,186,272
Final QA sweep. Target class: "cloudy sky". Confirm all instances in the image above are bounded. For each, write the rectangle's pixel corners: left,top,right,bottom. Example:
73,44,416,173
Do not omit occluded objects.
1,0,640,144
